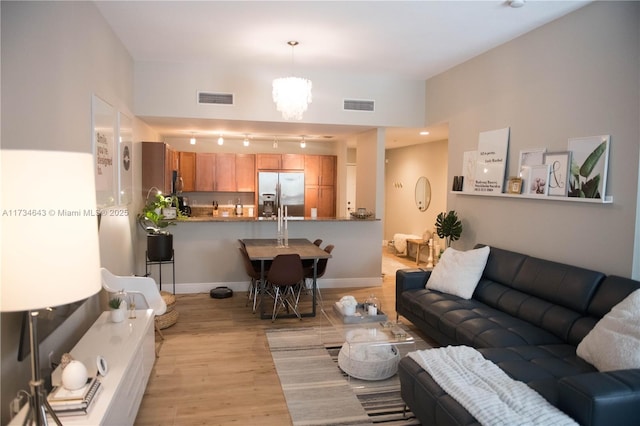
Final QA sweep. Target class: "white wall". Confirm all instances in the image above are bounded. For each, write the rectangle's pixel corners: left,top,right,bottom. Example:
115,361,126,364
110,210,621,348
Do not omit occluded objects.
0,2,151,423
134,61,426,128
384,139,448,243
426,2,639,277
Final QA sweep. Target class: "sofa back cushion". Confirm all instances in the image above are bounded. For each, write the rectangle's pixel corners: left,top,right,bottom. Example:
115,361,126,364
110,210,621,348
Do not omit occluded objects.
473,245,605,344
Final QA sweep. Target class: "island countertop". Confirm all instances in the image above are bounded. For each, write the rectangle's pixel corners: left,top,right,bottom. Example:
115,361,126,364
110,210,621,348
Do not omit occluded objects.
177,216,379,222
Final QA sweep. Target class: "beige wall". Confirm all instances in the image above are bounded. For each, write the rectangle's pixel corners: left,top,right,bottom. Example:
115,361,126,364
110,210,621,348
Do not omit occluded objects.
426,1,639,277
384,139,448,243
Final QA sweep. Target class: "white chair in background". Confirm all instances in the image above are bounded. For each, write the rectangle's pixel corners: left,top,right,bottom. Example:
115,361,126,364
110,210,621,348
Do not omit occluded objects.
100,268,168,355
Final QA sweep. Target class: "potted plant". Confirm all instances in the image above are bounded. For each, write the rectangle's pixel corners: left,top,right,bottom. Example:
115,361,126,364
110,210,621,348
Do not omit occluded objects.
108,297,125,323
138,193,177,262
435,210,463,248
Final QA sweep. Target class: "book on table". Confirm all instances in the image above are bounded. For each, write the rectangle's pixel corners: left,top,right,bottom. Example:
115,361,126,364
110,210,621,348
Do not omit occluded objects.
47,376,101,414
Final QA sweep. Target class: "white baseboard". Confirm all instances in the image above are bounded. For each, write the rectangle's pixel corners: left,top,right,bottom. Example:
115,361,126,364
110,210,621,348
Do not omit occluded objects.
171,277,383,294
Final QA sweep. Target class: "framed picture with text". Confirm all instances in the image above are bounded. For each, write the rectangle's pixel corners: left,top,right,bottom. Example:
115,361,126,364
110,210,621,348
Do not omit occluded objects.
544,151,571,196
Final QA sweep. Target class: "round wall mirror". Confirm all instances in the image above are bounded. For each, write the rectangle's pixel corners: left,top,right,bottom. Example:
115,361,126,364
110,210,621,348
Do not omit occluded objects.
415,176,431,212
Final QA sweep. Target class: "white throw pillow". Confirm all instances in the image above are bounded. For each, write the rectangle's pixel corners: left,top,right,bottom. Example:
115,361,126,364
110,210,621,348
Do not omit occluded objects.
577,289,640,371
425,246,490,299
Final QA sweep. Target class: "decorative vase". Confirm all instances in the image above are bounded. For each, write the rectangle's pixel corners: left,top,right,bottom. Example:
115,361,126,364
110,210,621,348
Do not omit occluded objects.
61,360,88,390
147,233,173,261
110,308,125,323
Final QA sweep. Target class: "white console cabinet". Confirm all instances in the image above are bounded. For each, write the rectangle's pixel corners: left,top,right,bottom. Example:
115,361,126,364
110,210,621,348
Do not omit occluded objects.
10,310,155,425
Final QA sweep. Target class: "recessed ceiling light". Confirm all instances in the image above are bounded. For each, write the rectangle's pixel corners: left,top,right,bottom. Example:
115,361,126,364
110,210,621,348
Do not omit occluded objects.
419,131,430,136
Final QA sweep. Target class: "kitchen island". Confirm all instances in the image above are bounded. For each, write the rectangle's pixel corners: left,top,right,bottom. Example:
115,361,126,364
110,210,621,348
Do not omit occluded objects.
137,216,383,294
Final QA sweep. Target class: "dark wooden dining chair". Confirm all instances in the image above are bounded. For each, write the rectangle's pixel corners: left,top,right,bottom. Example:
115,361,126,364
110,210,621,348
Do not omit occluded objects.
266,254,304,321
303,244,334,308
239,246,265,313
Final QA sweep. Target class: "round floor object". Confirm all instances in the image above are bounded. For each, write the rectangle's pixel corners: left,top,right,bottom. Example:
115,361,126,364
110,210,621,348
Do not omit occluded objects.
210,286,233,299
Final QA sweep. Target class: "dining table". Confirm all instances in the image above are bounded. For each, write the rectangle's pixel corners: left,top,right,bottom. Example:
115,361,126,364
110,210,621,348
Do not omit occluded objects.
241,238,332,319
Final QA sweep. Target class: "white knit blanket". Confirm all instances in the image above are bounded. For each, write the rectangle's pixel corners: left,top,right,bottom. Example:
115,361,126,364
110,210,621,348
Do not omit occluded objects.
408,346,578,426
393,233,421,254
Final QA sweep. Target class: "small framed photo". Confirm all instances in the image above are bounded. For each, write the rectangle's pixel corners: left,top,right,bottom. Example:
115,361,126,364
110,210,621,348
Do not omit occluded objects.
518,148,546,173
526,165,550,196
507,177,522,194
544,151,571,196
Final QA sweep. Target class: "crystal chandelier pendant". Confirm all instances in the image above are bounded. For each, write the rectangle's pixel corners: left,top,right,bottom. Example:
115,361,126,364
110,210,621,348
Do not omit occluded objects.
273,41,312,120
272,76,312,120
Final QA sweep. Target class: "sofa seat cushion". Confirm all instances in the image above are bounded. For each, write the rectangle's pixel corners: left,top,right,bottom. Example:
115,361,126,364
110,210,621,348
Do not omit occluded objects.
478,345,597,405
400,289,564,348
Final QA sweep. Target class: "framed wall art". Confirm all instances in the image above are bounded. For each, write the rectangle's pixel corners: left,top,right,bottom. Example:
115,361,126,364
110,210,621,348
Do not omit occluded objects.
473,127,509,194
525,164,550,196
567,135,610,199
92,94,116,208
518,148,546,174
544,151,571,196
118,111,133,205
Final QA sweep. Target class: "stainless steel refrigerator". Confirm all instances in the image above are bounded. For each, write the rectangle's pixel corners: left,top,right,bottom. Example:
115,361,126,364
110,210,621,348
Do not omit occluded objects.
258,171,305,217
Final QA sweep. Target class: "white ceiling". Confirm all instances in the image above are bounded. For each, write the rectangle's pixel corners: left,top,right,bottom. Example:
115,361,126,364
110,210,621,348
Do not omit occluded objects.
95,0,590,148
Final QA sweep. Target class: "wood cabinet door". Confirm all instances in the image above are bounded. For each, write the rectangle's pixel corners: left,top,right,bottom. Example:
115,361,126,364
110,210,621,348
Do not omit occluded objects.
195,153,216,191
304,155,321,185
281,154,304,170
235,154,255,192
164,146,178,194
304,186,319,217
256,154,281,170
215,153,236,191
179,152,196,192
142,142,169,194
318,185,336,217
319,155,336,186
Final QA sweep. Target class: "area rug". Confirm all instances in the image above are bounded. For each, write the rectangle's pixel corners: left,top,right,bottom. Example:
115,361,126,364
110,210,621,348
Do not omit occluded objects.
266,326,429,425
381,255,415,278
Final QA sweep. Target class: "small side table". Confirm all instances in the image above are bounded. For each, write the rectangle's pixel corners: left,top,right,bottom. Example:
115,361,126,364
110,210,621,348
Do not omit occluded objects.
406,239,429,266
145,250,175,294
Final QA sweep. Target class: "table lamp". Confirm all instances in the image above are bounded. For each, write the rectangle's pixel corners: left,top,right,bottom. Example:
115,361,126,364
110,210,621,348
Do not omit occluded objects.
1,150,102,425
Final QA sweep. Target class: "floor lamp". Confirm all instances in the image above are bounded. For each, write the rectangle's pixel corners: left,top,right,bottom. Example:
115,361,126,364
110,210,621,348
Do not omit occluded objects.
1,150,102,425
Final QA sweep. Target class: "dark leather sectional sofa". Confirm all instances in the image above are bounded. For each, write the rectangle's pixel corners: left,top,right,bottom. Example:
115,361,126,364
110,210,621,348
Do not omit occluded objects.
396,245,640,426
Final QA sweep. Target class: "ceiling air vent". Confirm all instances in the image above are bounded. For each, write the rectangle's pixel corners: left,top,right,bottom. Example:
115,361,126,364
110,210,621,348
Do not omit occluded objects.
198,91,234,105
343,99,375,112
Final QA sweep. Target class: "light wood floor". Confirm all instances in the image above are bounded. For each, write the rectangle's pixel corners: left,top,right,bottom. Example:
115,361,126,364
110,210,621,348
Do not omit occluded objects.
135,251,425,426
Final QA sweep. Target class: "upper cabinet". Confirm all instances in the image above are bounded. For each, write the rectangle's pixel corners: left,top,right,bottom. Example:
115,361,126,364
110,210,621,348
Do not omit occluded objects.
236,154,256,192
142,142,174,194
195,153,216,191
256,154,304,170
194,153,255,192
305,155,336,186
179,152,196,192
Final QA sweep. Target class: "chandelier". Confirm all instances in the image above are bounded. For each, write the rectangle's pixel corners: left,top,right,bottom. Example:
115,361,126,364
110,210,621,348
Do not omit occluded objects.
272,41,312,120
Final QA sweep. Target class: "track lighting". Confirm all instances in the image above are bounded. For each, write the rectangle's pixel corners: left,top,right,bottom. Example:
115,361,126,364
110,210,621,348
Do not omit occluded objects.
190,133,196,145
273,138,278,149
300,137,306,148
217,135,224,146
243,135,250,147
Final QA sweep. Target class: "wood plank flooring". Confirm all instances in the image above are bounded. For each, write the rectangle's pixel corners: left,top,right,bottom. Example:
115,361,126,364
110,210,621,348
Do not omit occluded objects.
135,251,426,426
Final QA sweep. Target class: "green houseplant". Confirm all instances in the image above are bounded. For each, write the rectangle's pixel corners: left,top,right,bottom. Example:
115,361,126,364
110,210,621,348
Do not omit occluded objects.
108,297,125,323
138,193,177,262
435,210,463,248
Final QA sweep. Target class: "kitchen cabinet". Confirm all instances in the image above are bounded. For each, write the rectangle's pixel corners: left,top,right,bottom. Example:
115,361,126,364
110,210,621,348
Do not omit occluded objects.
282,154,304,170
142,142,175,195
179,152,196,192
305,185,335,217
215,153,236,191
195,153,216,191
236,154,255,192
305,155,336,186
256,153,304,170
304,155,337,217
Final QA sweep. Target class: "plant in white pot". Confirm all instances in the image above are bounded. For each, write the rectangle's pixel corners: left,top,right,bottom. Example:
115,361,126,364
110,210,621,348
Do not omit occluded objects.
108,296,125,323
435,210,463,248
138,192,178,262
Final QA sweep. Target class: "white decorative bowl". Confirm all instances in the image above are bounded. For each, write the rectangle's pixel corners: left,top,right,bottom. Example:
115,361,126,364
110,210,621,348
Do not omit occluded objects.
61,360,88,390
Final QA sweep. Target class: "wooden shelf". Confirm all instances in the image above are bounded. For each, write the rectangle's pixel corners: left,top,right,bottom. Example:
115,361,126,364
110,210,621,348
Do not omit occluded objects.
451,191,613,204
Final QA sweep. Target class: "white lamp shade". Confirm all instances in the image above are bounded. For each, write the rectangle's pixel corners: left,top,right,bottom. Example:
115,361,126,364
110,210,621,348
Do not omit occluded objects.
1,150,102,312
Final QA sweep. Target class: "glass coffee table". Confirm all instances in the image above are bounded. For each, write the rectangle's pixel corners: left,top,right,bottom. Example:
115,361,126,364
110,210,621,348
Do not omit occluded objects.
320,303,417,381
